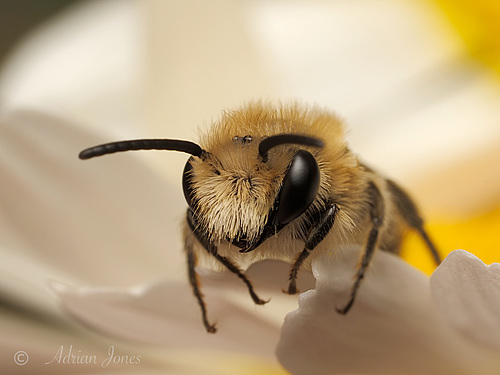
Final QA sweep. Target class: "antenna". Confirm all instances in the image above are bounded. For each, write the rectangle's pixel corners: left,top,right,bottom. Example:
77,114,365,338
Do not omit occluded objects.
79,139,205,160
258,134,324,162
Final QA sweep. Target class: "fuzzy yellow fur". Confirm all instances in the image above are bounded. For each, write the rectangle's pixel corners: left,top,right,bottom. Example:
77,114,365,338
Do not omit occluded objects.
186,102,378,269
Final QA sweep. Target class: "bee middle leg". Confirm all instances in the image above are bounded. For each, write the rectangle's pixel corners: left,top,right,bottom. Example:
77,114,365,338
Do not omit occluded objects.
186,209,268,306
286,202,339,295
336,181,384,314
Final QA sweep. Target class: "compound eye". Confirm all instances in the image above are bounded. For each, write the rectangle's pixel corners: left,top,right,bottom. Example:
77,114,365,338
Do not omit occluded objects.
182,157,196,209
277,150,320,225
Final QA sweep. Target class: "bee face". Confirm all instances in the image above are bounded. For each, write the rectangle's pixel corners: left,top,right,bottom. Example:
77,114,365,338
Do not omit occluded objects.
183,133,321,250
184,137,278,246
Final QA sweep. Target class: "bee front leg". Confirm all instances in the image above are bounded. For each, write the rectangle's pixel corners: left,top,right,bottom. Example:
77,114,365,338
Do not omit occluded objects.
336,182,384,314
286,203,339,295
186,210,268,308
185,237,217,333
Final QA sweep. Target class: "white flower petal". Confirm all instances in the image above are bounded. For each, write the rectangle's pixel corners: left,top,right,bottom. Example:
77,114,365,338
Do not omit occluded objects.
0,303,136,375
49,275,281,358
203,259,315,294
431,249,500,353
200,259,317,328
0,109,186,288
0,243,68,318
277,246,500,375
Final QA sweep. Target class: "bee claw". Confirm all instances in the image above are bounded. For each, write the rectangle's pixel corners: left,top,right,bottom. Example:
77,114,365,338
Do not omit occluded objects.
206,324,217,333
256,298,270,305
283,284,298,295
335,298,354,315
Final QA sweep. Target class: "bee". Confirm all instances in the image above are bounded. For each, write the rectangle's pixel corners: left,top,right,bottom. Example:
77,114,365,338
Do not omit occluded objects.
79,102,441,333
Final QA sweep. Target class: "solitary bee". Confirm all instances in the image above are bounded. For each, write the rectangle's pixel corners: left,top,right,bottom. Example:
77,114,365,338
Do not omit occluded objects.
79,102,441,333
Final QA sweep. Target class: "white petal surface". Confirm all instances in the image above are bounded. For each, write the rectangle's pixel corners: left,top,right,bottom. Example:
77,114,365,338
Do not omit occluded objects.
276,246,500,375
202,259,315,294
0,303,160,375
0,109,186,292
49,275,281,359
431,249,500,353
48,259,310,372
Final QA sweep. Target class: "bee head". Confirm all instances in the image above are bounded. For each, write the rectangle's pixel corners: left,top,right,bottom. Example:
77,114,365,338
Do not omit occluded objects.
79,134,324,251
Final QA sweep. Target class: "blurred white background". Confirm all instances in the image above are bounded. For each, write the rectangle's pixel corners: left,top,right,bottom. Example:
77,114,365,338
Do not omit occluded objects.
1,0,499,218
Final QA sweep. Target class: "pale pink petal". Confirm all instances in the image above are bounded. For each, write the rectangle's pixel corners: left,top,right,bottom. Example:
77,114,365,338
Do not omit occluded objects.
431,249,500,353
0,109,186,290
277,246,500,375
202,259,315,293
49,273,282,359
0,304,163,375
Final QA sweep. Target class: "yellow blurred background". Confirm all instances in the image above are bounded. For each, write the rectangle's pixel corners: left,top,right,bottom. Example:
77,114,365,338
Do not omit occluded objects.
402,0,500,273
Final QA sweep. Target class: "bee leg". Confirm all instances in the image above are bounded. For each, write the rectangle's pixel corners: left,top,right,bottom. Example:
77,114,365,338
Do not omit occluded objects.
286,203,339,295
337,182,384,314
186,209,268,306
386,179,442,264
185,239,217,333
